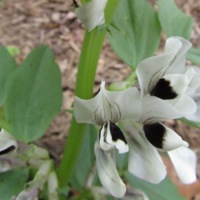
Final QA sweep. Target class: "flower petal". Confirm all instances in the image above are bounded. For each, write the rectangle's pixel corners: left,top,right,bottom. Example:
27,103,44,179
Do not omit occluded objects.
15,187,38,200
0,129,17,155
94,142,126,198
139,95,195,124
102,85,141,121
75,0,107,31
137,37,191,96
0,158,12,172
136,38,182,95
185,100,200,122
174,95,197,116
99,121,129,154
144,123,188,151
125,123,167,184
48,172,59,200
150,74,190,100
74,81,141,125
165,37,192,74
168,146,197,184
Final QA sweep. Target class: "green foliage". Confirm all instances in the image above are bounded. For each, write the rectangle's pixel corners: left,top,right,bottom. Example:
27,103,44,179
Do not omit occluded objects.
70,124,97,191
70,189,95,200
0,168,29,200
187,48,200,66
0,46,16,104
4,46,62,142
108,0,161,68
125,172,186,200
6,46,20,57
59,186,70,199
181,118,200,129
157,0,193,39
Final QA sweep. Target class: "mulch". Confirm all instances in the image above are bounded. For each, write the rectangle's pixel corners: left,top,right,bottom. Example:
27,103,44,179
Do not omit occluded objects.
0,0,200,199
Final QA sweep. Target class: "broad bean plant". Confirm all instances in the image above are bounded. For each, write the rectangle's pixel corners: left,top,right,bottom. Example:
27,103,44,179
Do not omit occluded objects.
0,0,200,199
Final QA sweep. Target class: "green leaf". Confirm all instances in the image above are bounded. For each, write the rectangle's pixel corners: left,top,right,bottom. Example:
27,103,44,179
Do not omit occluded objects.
5,46,62,142
0,168,29,200
125,172,186,200
108,0,161,68
70,124,97,191
6,46,20,57
0,46,16,104
181,118,200,129
187,48,200,66
157,0,193,39
59,186,70,199
0,106,11,131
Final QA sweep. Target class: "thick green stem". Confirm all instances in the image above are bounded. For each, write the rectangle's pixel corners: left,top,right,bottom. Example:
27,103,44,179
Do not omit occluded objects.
57,0,120,192
57,30,105,187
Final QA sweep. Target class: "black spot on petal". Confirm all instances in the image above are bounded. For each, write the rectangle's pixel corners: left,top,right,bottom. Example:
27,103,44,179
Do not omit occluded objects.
150,78,177,100
0,145,16,155
143,123,165,148
110,122,127,144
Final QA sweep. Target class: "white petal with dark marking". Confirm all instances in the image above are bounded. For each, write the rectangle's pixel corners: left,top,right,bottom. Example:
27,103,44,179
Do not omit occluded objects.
144,123,188,151
0,129,17,156
150,74,190,100
124,122,167,184
99,121,129,154
137,37,191,96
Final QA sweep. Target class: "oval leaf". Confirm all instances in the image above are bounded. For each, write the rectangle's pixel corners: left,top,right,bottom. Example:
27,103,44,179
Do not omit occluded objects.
157,0,193,39
0,168,29,200
125,172,186,200
187,48,200,66
108,0,161,68
0,46,16,104
5,46,62,142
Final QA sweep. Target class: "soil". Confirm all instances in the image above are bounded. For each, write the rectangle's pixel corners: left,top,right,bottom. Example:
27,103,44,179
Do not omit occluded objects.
0,0,200,199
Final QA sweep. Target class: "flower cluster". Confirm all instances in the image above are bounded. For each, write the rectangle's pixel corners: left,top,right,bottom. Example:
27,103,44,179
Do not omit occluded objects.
74,37,199,198
0,129,58,200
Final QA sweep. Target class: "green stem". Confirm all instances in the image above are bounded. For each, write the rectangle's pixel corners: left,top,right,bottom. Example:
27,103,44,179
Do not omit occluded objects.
108,69,137,91
125,69,137,88
57,0,120,192
57,30,105,187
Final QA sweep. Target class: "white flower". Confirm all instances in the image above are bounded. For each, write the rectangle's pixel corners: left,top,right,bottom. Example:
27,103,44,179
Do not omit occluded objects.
124,121,196,184
184,66,200,122
74,81,141,153
124,37,197,184
0,129,17,156
14,186,38,200
75,0,108,31
47,172,59,200
137,37,197,123
74,81,141,197
14,161,53,200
